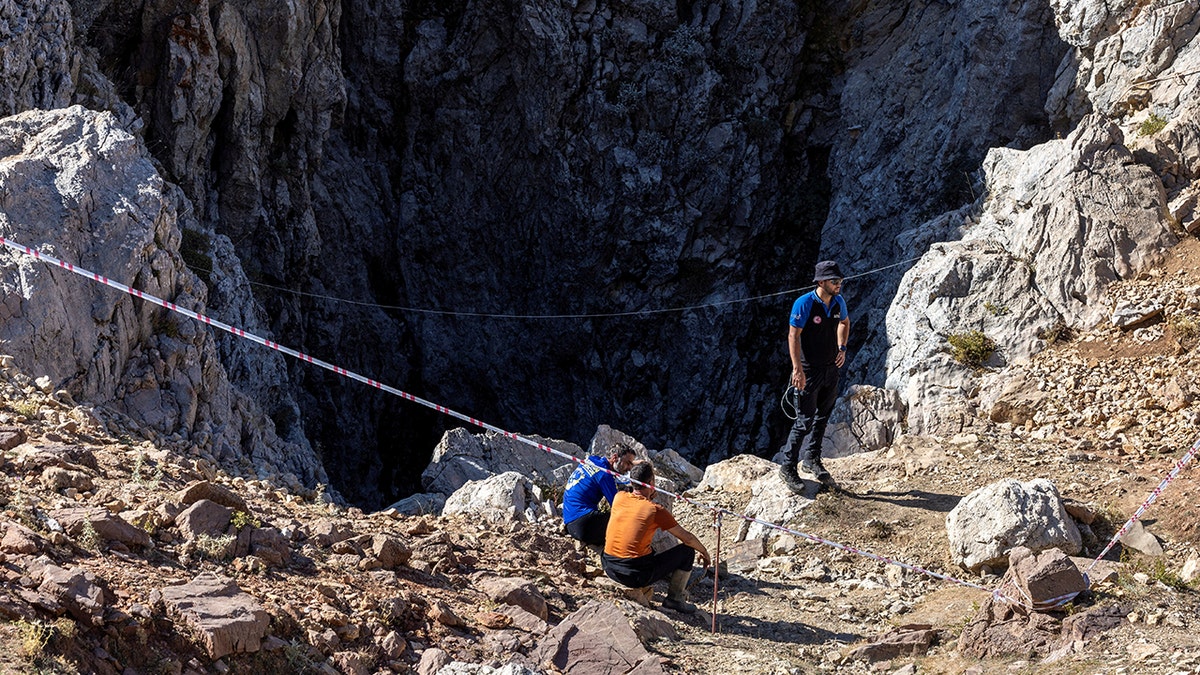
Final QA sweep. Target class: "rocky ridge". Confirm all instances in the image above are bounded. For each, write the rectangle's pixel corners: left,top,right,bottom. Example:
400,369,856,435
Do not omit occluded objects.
1,233,1199,674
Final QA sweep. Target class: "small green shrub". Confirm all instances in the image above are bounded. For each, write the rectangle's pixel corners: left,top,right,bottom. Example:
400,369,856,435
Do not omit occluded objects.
10,399,41,420
77,520,100,553
1170,314,1200,349
1037,320,1074,346
194,534,235,561
1138,113,1168,137
947,330,997,369
231,511,261,530
984,302,1010,316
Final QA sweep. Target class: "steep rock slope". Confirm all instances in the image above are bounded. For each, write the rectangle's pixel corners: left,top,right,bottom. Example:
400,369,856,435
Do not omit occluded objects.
1,0,1193,509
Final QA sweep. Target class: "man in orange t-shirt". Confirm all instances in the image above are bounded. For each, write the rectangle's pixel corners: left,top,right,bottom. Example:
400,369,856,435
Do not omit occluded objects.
602,462,711,613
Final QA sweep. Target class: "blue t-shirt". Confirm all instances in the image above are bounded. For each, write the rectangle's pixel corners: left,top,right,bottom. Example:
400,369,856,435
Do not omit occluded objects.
562,455,618,524
789,291,849,368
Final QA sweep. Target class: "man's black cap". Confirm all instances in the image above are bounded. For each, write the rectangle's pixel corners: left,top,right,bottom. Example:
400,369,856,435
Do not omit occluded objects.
813,260,844,282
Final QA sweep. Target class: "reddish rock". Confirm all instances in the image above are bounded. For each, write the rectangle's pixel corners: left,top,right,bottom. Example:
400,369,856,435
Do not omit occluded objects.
1007,547,1088,607
1,522,46,554
848,625,938,661
159,573,269,660
175,500,233,540
478,576,548,621
533,600,664,674
29,558,106,625
176,481,249,512
370,534,411,569
51,507,151,549
0,426,27,451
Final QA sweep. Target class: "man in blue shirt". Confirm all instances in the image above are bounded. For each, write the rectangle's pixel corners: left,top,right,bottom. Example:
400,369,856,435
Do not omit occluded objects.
778,260,850,493
562,443,637,546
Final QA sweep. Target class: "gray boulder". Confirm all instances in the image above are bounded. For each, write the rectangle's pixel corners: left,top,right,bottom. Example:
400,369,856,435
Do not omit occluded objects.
422,428,581,497
442,472,549,523
824,385,907,457
0,0,75,118
946,479,1082,572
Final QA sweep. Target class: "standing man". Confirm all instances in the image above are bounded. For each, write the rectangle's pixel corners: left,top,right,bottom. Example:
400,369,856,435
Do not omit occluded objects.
562,442,637,547
778,260,850,493
603,462,711,613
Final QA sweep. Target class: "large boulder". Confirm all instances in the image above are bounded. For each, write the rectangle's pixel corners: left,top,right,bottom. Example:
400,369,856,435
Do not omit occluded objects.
422,429,579,497
532,601,664,674
442,472,550,523
693,455,779,494
946,479,1082,572
823,385,907,457
157,573,270,660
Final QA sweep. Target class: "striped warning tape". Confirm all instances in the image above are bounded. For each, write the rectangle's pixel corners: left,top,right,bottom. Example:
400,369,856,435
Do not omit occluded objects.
7,234,1179,610
1084,436,1200,574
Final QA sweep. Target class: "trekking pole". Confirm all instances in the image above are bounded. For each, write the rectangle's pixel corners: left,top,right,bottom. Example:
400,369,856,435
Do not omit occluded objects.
712,512,722,633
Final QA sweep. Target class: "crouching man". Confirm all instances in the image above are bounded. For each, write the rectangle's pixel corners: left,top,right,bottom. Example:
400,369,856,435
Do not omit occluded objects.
602,462,711,613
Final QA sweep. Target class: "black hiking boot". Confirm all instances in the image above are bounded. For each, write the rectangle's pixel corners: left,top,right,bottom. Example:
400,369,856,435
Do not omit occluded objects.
778,464,805,494
799,458,831,483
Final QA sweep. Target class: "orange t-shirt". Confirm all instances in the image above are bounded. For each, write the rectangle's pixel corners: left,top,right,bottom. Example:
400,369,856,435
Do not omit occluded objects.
604,491,678,559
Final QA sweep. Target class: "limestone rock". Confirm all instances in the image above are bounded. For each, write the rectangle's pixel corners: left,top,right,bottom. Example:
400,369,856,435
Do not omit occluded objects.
0,0,75,117
824,385,907,457
1180,557,1200,584
1111,300,1164,329
886,120,1176,434
442,471,549,523
1118,520,1164,556
159,573,269,659
739,474,814,543
422,429,583,497
385,493,446,517
694,455,779,494
946,479,1082,572
0,105,327,492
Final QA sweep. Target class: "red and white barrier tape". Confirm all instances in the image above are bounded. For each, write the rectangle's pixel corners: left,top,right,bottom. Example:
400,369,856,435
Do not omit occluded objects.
0,236,1064,607
1084,436,1200,575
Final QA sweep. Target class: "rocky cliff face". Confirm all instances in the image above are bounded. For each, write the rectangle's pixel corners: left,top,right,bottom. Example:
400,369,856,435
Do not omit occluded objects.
0,0,1195,508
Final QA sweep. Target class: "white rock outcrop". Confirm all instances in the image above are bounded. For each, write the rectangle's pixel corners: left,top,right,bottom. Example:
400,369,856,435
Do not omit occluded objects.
441,471,549,523
946,478,1082,572
886,119,1176,434
0,106,327,489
